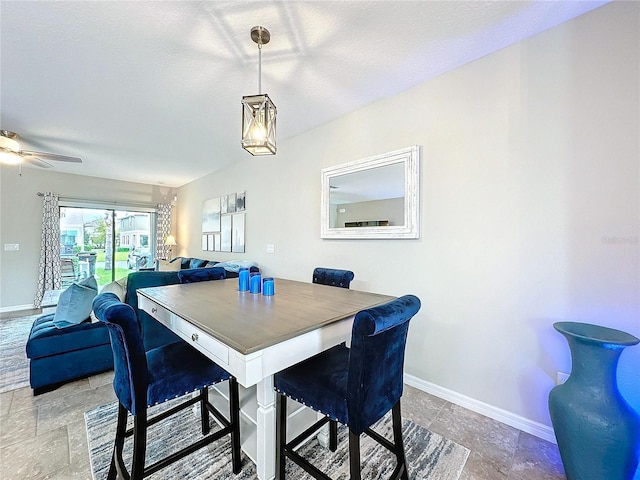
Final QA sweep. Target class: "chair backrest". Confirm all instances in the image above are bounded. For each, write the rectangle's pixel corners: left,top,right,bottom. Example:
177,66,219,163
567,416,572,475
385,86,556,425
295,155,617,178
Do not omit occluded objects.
178,266,226,283
93,292,149,415
312,267,355,289
125,270,184,351
346,294,421,434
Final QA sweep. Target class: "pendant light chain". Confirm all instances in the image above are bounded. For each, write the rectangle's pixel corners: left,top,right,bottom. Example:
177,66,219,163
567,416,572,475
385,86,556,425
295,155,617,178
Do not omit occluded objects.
258,42,262,94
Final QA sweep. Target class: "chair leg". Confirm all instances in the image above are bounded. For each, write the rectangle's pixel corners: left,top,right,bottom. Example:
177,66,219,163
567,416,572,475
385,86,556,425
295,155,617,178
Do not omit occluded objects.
348,430,362,480
108,403,128,480
275,393,287,480
391,402,409,480
228,378,242,474
200,386,210,436
329,420,338,452
131,410,148,480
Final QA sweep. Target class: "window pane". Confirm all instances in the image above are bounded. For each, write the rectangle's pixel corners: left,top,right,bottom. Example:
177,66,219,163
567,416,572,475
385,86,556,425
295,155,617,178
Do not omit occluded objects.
119,212,153,271
60,207,155,289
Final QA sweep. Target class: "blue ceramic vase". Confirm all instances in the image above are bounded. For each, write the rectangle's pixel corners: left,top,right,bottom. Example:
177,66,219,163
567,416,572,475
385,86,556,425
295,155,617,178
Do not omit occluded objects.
549,322,640,480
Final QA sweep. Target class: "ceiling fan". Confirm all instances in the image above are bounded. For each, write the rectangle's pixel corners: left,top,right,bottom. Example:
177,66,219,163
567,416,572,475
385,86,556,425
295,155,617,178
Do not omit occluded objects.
0,130,82,169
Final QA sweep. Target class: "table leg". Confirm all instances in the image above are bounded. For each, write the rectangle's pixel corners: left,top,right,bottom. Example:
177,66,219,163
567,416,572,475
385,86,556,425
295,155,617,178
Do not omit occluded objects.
256,375,276,480
316,411,330,448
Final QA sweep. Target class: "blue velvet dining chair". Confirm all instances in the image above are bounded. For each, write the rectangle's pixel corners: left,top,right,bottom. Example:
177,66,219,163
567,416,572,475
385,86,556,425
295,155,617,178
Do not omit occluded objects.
92,292,242,480
274,294,421,480
312,267,355,289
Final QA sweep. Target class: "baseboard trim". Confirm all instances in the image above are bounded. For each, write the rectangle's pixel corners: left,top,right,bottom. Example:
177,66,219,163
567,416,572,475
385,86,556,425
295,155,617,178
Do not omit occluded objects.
0,304,35,314
404,373,557,444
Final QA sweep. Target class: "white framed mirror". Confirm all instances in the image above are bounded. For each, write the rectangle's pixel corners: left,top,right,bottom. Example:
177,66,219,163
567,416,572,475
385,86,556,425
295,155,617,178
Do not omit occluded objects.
321,145,420,239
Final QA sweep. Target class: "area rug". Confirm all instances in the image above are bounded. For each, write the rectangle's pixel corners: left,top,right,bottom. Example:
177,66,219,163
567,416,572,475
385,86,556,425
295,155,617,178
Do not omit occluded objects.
86,400,469,480
0,314,38,393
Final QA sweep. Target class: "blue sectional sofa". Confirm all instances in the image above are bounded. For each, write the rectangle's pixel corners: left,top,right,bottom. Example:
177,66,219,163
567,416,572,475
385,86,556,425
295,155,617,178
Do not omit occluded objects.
26,315,113,395
26,257,257,394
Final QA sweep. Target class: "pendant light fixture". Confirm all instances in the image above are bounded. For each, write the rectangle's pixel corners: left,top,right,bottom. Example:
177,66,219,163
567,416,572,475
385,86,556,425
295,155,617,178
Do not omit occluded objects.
241,26,277,156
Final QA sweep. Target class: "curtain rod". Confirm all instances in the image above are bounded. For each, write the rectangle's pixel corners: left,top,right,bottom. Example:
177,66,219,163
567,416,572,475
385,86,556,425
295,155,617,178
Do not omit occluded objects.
36,192,159,209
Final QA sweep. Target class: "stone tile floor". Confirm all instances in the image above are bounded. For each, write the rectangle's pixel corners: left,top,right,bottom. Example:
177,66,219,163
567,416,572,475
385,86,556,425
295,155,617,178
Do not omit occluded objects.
0,309,566,479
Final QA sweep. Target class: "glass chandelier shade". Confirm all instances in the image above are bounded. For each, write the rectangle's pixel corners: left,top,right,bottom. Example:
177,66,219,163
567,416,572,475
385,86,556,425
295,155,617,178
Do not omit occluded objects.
242,93,277,155
0,135,22,165
241,26,276,156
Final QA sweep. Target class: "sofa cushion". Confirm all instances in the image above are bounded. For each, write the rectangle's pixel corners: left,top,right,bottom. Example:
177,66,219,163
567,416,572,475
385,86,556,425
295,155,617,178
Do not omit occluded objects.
188,258,209,269
26,313,110,359
158,259,181,271
53,276,98,328
100,277,127,300
91,277,127,323
212,260,259,273
29,343,113,390
169,257,220,270
178,267,226,283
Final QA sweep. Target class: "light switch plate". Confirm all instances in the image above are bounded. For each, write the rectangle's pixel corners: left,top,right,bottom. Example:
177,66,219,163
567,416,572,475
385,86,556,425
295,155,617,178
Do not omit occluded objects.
266,244,275,254
4,244,19,251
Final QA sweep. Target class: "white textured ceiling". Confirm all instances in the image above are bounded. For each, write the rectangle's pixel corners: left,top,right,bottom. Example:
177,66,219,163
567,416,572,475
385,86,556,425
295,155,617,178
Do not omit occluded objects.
1,1,608,188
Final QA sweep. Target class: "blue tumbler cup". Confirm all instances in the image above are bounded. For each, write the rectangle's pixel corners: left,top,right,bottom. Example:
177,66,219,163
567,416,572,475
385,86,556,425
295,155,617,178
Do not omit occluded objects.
262,277,275,296
250,272,261,294
238,268,250,291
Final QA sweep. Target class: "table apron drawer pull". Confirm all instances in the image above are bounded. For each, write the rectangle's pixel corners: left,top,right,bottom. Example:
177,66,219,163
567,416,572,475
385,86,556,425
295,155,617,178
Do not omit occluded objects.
174,317,229,364
138,297,171,324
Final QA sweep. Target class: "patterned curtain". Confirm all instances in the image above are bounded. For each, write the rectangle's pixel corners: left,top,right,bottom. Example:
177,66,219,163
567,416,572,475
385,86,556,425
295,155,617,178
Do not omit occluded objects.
155,203,173,261
34,192,61,308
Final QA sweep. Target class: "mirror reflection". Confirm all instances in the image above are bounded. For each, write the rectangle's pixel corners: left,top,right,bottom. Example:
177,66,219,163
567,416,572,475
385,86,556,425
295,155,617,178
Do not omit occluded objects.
321,145,420,239
329,163,405,228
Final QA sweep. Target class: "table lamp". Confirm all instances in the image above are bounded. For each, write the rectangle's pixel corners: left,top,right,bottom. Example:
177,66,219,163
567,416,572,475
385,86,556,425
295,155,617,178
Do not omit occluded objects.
165,235,177,260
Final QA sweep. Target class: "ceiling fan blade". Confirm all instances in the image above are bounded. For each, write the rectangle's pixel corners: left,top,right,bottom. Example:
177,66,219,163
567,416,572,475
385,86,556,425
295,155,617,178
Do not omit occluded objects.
21,150,82,163
22,156,53,168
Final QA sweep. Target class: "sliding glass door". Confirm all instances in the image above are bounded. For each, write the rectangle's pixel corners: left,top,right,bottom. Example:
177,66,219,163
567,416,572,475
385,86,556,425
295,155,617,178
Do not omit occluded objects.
59,206,155,289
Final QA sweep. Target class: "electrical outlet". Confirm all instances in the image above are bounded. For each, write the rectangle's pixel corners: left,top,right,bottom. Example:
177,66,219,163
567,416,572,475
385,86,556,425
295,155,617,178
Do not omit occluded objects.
4,244,19,251
266,244,275,254
557,371,570,385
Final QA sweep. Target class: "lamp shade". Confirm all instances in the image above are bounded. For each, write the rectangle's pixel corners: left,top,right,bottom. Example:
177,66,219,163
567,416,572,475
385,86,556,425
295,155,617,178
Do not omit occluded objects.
241,94,277,155
165,235,177,246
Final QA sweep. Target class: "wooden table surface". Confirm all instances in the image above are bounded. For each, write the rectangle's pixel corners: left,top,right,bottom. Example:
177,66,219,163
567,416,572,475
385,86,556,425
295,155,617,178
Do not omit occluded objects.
138,278,395,354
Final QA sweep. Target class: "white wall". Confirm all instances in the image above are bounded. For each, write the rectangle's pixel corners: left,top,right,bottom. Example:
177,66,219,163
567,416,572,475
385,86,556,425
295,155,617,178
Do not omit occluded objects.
0,166,171,309
174,2,639,435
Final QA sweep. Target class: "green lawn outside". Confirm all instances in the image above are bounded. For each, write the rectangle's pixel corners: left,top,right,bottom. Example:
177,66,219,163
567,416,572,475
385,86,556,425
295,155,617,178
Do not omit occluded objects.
96,267,129,286
85,249,131,287
93,250,129,262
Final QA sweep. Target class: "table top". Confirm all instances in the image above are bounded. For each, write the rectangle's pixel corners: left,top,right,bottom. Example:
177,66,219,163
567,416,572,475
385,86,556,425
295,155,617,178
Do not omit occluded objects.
138,278,395,355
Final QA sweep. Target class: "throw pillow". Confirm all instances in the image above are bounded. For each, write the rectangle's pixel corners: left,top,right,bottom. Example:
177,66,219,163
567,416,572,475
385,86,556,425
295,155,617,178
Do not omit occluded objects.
53,276,98,328
158,259,181,271
91,278,127,322
189,258,209,269
100,278,126,300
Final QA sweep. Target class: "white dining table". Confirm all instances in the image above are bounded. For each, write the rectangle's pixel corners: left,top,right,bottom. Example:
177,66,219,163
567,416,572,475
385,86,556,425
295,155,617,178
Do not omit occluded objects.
137,277,395,480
